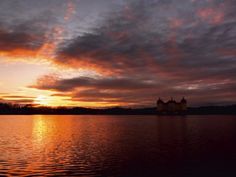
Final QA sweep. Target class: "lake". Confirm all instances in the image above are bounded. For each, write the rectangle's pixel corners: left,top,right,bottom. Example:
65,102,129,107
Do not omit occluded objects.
0,115,236,177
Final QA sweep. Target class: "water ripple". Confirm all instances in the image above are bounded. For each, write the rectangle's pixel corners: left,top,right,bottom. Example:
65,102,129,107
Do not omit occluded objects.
0,115,236,176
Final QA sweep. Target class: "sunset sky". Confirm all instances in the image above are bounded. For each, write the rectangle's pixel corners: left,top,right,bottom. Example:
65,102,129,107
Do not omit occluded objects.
0,0,235,107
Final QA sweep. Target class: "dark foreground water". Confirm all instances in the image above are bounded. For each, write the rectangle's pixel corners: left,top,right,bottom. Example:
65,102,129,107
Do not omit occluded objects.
0,115,236,177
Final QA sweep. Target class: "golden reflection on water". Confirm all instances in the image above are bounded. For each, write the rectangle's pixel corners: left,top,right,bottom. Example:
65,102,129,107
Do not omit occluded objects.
32,115,74,141
28,115,76,175
33,116,48,146
32,115,75,150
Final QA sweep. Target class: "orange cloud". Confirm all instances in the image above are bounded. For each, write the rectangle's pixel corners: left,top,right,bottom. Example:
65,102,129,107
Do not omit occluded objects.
0,48,38,60
0,28,45,61
64,0,76,21
218,49,236,57
197,7,224,24
170,18,184,29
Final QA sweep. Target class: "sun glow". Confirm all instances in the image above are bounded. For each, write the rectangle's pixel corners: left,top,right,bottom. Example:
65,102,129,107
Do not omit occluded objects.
33,93,74,107
34,95,50,106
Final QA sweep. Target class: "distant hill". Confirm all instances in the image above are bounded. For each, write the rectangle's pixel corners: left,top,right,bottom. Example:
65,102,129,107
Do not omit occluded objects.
0,102,236,115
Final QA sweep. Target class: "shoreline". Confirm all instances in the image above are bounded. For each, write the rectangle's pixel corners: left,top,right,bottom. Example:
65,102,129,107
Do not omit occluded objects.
1,104,236,115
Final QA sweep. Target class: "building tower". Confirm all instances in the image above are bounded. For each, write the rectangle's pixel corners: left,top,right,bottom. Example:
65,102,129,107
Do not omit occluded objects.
181,97,187,111
157,98,164,112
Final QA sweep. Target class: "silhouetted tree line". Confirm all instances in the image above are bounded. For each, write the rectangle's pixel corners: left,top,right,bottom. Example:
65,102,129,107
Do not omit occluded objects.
0,102,236,115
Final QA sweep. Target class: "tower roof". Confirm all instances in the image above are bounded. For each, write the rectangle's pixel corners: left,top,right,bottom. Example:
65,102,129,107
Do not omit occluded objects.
167,97,176,103
157,98,164,104
181,97,187,103
167,100,176,103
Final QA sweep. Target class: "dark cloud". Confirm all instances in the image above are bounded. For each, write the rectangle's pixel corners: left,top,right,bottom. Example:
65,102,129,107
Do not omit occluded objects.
0,12,53,59
0,0,71,60
1,95,35,99
31,73,236,106
69,80,236,106
56,0,236,76
31,75,158,92
41,0,236,106
5,99,35,104
0,27,45,52
0,0,118,61
1,0,235,106
0,98,35,105
0,95,36,105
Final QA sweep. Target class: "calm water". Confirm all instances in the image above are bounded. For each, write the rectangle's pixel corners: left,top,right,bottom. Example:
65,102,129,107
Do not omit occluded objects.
0,115,236,177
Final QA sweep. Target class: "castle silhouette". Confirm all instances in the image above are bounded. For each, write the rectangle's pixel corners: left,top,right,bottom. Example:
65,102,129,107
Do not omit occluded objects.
157,97,187,114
